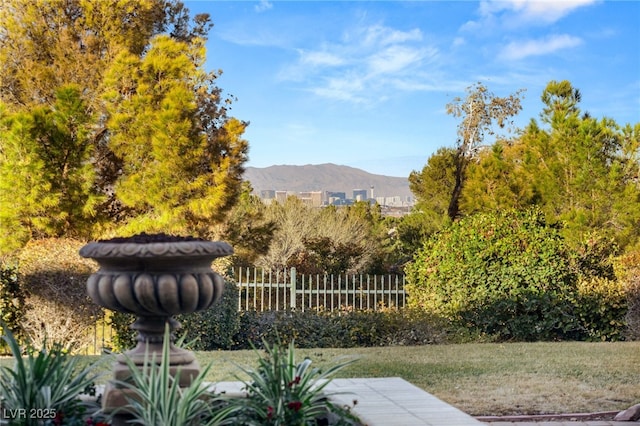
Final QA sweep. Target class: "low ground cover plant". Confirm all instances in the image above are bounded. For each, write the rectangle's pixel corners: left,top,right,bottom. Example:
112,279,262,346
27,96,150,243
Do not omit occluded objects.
0,323,362,426
0,323,106,426
234,339,360,425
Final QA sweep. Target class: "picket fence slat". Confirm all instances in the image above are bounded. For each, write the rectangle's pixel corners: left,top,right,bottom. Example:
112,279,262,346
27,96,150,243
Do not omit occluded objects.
235,267,406,312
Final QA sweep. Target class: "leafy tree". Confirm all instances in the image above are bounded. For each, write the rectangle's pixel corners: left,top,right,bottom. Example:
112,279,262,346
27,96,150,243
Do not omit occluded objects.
0,0,205,109
408,147,456,231
220,183,277,268
445,82,524,220
463,81,640,249
289,236,362,276
460,140,538,214
384,213,434,269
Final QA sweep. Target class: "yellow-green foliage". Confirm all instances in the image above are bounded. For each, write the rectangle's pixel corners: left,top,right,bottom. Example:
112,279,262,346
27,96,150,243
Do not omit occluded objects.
616,250,640,340
406,209,628,341
16,238,102,350
575,276,627,341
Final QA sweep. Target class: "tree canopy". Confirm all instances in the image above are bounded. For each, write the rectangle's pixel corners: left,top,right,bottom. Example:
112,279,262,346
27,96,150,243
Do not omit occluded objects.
0,0,248,254
409,80,640,252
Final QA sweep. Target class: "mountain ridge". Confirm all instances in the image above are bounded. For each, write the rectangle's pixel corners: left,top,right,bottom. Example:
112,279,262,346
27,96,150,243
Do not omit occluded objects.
243,163,412,199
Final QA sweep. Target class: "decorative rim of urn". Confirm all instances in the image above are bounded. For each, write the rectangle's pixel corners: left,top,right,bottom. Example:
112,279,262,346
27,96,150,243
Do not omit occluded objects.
79,234,233,260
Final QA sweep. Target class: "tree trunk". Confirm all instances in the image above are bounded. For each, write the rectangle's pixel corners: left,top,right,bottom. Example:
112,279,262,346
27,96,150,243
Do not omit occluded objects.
448,152,466,221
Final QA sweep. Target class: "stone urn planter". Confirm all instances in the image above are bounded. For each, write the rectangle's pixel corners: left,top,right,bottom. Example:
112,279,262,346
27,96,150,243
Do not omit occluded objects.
79,233,233,414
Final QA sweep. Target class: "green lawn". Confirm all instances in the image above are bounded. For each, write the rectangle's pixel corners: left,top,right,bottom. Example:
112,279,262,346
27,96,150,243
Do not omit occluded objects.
192,342,640,416
2,341,638,416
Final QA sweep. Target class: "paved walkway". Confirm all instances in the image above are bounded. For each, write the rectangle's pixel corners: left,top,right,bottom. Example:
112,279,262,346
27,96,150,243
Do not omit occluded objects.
325,377,484,425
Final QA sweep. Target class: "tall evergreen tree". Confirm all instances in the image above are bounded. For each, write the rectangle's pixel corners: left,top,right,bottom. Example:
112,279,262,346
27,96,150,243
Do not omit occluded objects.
102,34,248,235
532,82,639,247
0,86,101,251
407,147,457,239
460,81,640,250
0,0,248,252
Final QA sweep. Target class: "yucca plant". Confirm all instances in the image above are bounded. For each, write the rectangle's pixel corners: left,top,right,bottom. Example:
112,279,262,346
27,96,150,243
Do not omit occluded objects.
112,325,240,426
235,339,361,426
0,322,104,426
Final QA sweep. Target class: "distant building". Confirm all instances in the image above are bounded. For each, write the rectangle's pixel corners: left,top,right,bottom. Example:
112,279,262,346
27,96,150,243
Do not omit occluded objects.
327,191,346,200
327,191,346,205
353,189,367,201
261,190,276,200
275,191,289,203
299,191,323,207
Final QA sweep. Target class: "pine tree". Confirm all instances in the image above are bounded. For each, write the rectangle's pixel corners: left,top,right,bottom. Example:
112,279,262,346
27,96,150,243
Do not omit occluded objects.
102,34,248,235
0,86,101,252
0,1,248,251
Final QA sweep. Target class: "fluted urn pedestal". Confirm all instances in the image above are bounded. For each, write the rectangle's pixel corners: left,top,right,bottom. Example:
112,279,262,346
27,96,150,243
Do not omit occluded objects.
79,234,233,416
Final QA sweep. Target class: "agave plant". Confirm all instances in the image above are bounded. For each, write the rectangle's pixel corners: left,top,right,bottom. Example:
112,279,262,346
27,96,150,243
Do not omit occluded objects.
112,325,239,426
235,339,361,426
0,322,104,426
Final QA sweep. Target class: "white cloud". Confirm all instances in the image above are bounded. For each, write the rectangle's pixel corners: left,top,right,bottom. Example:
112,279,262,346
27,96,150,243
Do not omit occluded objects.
465,0,598,31
299,50,345,67
367,45,428,75
504,0,597,23
254,0,273,13
280,23,441,104
311,77,368,104
452,37,466,48
500,34,583,60
360,25,423,47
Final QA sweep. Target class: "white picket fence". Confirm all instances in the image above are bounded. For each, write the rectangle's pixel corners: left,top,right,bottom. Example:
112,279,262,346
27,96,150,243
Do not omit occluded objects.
235,267,407,312
73,268,406,354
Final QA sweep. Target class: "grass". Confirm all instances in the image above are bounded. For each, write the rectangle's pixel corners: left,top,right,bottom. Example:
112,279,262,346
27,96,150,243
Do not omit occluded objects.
2,341,638,416
191,342,640,416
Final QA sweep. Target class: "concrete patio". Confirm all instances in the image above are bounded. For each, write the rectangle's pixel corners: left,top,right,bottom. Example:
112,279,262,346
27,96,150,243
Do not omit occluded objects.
212,376,483,425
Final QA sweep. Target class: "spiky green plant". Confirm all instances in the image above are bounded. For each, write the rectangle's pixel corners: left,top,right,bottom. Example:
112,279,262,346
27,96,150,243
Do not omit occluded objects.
112,325,239,426
0,322,104,426
236,339,360,425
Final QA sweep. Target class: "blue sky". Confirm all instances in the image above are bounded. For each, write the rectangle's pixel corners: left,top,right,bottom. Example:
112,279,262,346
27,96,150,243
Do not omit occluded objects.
185,0,640,177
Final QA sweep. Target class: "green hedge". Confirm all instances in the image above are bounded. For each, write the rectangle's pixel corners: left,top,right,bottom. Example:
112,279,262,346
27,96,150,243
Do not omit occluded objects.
405,209,627,341
231,307,450,349
177,279,240,350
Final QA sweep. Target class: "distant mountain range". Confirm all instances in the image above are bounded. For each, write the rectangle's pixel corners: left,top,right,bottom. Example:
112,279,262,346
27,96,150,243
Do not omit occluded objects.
243,163,412,199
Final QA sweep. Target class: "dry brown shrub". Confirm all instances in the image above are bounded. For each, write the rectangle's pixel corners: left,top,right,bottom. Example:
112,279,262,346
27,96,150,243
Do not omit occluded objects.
17,238,102,351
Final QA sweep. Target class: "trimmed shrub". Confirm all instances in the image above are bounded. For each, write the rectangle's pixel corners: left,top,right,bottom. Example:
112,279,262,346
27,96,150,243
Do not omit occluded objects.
234,310,338,349
177,280,241,350
569,234,626,341
574,276,627,341
232,307,449,349
406,209,580,341
109,311,137,351
405,209,629,341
